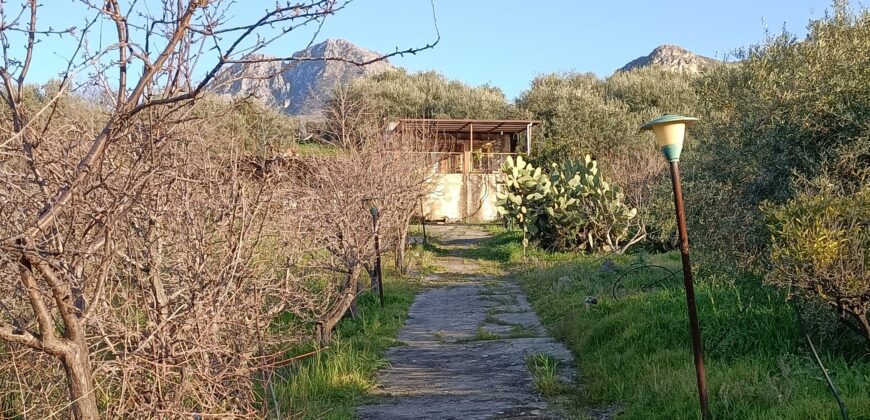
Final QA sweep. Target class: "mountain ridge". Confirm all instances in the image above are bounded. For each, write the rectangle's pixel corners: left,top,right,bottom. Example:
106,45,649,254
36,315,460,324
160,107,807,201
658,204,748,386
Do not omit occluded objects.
617,44,720,74
213,41,721,116
212,39,394,117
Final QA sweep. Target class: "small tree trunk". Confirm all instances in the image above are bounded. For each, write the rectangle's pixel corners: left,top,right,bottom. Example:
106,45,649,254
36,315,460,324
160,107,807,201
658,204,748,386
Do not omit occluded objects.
19,252,99,419
365,264,378,293
315,266,361,347
856,312,870,348
61,341,99,420
349,278,364,320
395,212,412,275
394,235,407,276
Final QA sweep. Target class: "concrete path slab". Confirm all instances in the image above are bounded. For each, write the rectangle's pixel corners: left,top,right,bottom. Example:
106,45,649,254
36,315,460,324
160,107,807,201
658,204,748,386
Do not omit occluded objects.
357,226,576,420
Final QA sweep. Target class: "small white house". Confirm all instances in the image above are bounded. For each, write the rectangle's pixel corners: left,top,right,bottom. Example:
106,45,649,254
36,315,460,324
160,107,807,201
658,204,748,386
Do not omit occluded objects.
390,118,540,223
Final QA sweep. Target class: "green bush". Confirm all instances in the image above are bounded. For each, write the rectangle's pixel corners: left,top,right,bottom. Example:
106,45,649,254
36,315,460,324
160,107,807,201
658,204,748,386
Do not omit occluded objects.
685,5,870,268
516,69,699,252
602,66,700,117
517,72,639,166
763,188,870,345
193,96,300,157
495,155,637,253
346,69,521,119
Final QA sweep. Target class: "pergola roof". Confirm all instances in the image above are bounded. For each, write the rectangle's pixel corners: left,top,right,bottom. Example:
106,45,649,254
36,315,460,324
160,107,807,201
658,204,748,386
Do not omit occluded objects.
393,118,540,135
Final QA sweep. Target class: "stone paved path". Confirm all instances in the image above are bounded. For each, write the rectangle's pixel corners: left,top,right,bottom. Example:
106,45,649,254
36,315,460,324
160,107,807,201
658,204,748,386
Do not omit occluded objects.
356,226,576,420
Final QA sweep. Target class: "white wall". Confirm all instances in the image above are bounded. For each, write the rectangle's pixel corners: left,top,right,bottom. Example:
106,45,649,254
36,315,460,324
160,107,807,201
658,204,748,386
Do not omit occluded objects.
423,174,502,222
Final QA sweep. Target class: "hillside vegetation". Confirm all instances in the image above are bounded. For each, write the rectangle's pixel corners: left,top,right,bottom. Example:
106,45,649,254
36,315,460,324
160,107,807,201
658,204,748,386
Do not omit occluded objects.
339,4,870,418
525,7,870,418
347,69,522,120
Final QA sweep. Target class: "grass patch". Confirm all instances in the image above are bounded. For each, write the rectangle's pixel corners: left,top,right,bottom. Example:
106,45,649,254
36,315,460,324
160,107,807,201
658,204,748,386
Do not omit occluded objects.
467,230,870,419
484,313,513,326
508,323,539,338
402,235,439,275
448,327,504,343
460,228,581,265
295,141,342,156
525,263,870,419
269,276,420,419
474,327,503,341
526,353,568,397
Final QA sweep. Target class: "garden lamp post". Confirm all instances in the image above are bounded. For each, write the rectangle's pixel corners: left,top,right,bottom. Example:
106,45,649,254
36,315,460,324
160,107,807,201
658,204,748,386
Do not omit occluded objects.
363,197,385,307
641,114,711,420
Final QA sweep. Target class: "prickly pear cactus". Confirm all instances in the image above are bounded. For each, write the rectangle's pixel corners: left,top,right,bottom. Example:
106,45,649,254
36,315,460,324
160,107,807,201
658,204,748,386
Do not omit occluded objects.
495,155,549,252
497,154,638,253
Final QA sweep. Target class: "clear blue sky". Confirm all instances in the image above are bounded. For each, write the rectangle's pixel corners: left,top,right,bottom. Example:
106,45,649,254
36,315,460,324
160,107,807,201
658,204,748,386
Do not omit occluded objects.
311,0,835,99
24,1,841,100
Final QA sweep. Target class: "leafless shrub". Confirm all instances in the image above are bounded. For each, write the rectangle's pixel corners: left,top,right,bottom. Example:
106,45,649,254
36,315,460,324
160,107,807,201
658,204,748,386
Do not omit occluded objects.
292,86,434,345
600,146,669,249
0,1,436,418
0,97,317,418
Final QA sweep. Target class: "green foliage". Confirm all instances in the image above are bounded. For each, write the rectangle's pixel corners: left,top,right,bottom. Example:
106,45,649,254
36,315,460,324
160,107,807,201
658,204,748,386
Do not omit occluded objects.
0,80,106,136
271,278,419,419
194,97,300,157
517,69,699,168
640,178,680,250
510,238,870,419
517,73,638,166
602,66,700,116
496,155,637,253
525,353,568,397
494,155,550,250
764,188,870,342
299,6,870,416
546,157,638,252
347,69,520,119
686,7,870,267
516,70,698,251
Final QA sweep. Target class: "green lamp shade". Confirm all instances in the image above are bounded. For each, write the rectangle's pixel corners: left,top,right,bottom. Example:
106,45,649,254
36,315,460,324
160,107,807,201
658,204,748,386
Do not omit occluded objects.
640,114,699,162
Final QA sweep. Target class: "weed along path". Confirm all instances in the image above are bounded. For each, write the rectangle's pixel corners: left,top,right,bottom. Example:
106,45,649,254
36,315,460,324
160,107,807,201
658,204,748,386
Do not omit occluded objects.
357,225,575,420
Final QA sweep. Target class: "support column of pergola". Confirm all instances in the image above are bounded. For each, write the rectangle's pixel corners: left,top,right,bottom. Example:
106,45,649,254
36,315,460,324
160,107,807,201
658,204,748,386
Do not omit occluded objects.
526,123,532,154
465,123,473,174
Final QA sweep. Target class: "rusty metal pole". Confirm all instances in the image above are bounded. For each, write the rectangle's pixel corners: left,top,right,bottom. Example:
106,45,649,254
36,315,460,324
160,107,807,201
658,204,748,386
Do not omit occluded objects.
668,161,711,420
371,207,385,308
420,200,428,244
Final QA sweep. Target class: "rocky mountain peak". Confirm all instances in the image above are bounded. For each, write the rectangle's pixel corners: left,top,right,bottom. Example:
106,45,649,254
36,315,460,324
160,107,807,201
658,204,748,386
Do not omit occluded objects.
617,44,719,74
212,38,394,117
298,38,362,58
